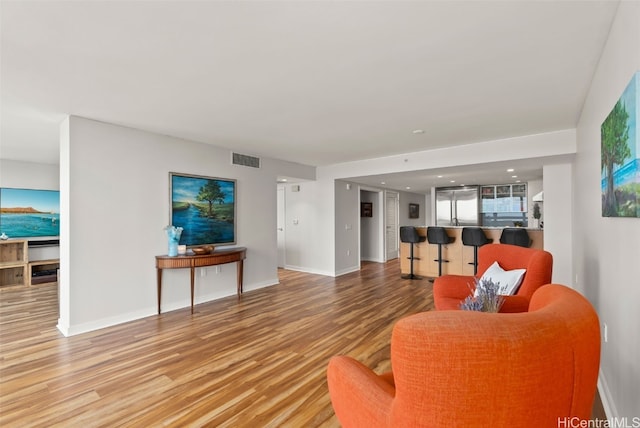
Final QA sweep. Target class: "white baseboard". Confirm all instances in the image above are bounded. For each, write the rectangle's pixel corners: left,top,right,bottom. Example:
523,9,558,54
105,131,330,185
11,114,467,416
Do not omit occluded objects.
598,372,616,418
241,278,279,292
58,307,155,337
284,264,335,277
57,278,279,337
335,265,360,277
360,257,385,263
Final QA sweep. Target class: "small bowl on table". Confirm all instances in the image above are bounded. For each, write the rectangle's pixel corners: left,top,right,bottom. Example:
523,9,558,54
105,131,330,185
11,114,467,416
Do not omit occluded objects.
192,245,214,255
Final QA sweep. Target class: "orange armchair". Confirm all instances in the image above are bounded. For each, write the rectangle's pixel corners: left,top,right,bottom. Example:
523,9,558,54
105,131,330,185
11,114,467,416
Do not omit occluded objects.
434,243,553,312
327,284,601,428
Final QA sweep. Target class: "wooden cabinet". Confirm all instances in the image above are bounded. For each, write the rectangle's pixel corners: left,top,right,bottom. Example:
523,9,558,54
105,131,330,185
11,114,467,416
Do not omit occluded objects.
0,239,28,287
28,259,60,286
0,239,59,287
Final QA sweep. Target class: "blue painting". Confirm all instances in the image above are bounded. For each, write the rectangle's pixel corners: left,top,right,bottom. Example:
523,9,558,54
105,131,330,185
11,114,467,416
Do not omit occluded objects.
170,173,236,246
0,188,60,238
601,71,639,217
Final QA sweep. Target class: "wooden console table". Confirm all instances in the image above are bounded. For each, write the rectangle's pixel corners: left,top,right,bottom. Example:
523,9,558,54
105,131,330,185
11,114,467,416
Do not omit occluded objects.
155,247,246,314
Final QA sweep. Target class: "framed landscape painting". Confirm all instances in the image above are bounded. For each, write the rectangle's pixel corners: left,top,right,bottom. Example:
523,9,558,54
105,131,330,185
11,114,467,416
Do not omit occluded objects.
169,173,236,246
601,71,639,218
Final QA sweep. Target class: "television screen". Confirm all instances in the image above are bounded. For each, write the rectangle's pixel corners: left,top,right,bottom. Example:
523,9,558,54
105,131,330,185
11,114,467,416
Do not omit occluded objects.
0,188,60,238
169,173,236,247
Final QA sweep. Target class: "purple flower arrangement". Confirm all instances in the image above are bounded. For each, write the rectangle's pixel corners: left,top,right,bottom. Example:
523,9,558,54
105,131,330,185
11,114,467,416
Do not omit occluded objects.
460,277,505,313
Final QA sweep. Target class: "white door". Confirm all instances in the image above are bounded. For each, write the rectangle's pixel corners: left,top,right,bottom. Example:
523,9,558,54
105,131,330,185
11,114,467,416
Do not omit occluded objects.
385,191,399,260
277,187,285,268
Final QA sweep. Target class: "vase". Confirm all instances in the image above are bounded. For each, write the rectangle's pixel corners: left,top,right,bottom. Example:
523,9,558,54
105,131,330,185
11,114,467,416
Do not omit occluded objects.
164,225,184,257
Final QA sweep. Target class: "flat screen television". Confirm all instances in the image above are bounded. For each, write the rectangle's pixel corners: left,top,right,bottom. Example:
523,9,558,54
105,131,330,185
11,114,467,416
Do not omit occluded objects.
169,172,236,247
0,188,60,239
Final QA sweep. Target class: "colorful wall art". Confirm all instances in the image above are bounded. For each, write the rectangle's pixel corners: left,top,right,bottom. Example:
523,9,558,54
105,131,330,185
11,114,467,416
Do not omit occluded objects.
169,172,236,246
601,71,639,217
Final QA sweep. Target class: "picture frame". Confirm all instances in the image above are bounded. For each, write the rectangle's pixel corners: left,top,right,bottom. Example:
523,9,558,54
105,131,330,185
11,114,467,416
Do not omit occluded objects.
169,172,237,246
361,202,373,218
409,203,419,219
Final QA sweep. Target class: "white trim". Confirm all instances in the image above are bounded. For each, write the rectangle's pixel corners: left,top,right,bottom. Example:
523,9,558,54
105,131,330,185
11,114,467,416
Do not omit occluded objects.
360,257,385,263
597,372,616,418
56,278,279,337
335,265,360,277
58,307,154,337
284,265,335,277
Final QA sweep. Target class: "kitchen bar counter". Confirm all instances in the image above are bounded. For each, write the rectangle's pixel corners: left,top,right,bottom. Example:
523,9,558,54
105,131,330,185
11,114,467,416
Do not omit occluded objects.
399,227,543,278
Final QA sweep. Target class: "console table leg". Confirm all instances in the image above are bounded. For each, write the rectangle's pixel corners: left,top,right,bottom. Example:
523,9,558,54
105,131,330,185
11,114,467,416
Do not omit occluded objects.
237,260,244,295
157,268,163,314
190,267,195,314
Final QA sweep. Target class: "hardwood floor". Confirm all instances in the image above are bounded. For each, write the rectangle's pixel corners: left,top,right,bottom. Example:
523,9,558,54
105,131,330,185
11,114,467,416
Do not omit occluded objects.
0,261,434,427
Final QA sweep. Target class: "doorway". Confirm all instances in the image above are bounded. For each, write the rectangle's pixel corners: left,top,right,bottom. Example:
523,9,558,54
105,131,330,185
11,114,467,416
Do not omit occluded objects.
360,189,384,263
385,191,399,261
277,186,285,268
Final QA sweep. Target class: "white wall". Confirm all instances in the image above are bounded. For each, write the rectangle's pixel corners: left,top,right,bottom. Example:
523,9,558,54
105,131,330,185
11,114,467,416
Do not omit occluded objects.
399,191,427,227
334,180,360,275
58,116,314,335
0,159,59,189
542,163,573,285
281,179,335,276
360,189,381,262
574,1,640,418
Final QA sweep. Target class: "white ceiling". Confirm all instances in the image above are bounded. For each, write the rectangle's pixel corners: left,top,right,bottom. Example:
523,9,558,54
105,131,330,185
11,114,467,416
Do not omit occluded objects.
345,153,576,193
0,1,618,191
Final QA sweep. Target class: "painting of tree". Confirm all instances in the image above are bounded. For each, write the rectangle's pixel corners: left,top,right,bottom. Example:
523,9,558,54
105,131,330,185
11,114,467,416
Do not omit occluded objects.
170,173,236,246
601,100,631,215
601,72,639,218
196,180,225,217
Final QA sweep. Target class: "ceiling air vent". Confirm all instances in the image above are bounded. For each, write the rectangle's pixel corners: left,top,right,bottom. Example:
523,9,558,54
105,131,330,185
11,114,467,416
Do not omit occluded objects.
232,152,261,169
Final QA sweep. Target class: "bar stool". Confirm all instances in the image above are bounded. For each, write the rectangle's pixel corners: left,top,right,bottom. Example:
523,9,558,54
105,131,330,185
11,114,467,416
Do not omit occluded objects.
400,226,426,280
500,228,531,247
427,227,455,277
462,227,493,274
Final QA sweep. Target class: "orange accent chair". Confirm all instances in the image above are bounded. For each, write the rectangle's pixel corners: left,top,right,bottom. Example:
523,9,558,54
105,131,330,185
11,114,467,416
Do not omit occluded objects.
434,243,553,312
327,284,601,428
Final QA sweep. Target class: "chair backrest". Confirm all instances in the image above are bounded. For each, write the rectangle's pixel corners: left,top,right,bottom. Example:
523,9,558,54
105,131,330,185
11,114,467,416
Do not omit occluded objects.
476,243,552,300
388,284,600,427
399,226,422,244
461,227,491,247
500,227,531,247
427,227,453,245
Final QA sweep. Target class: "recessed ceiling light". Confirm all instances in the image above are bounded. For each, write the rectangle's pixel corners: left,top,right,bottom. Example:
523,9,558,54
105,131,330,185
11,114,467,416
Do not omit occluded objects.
437,175,443,178
512,175,518,178
412,129,425,134
507,168,515,172
450,180,456,183
406,186,411,190
516,180,521,183
381,181,386,185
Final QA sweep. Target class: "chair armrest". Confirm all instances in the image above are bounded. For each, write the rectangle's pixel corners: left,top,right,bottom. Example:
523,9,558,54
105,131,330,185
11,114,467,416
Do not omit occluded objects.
327,356,394,428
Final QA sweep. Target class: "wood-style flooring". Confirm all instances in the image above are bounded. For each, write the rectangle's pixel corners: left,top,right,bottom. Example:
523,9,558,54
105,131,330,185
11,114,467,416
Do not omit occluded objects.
0,261,434,427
